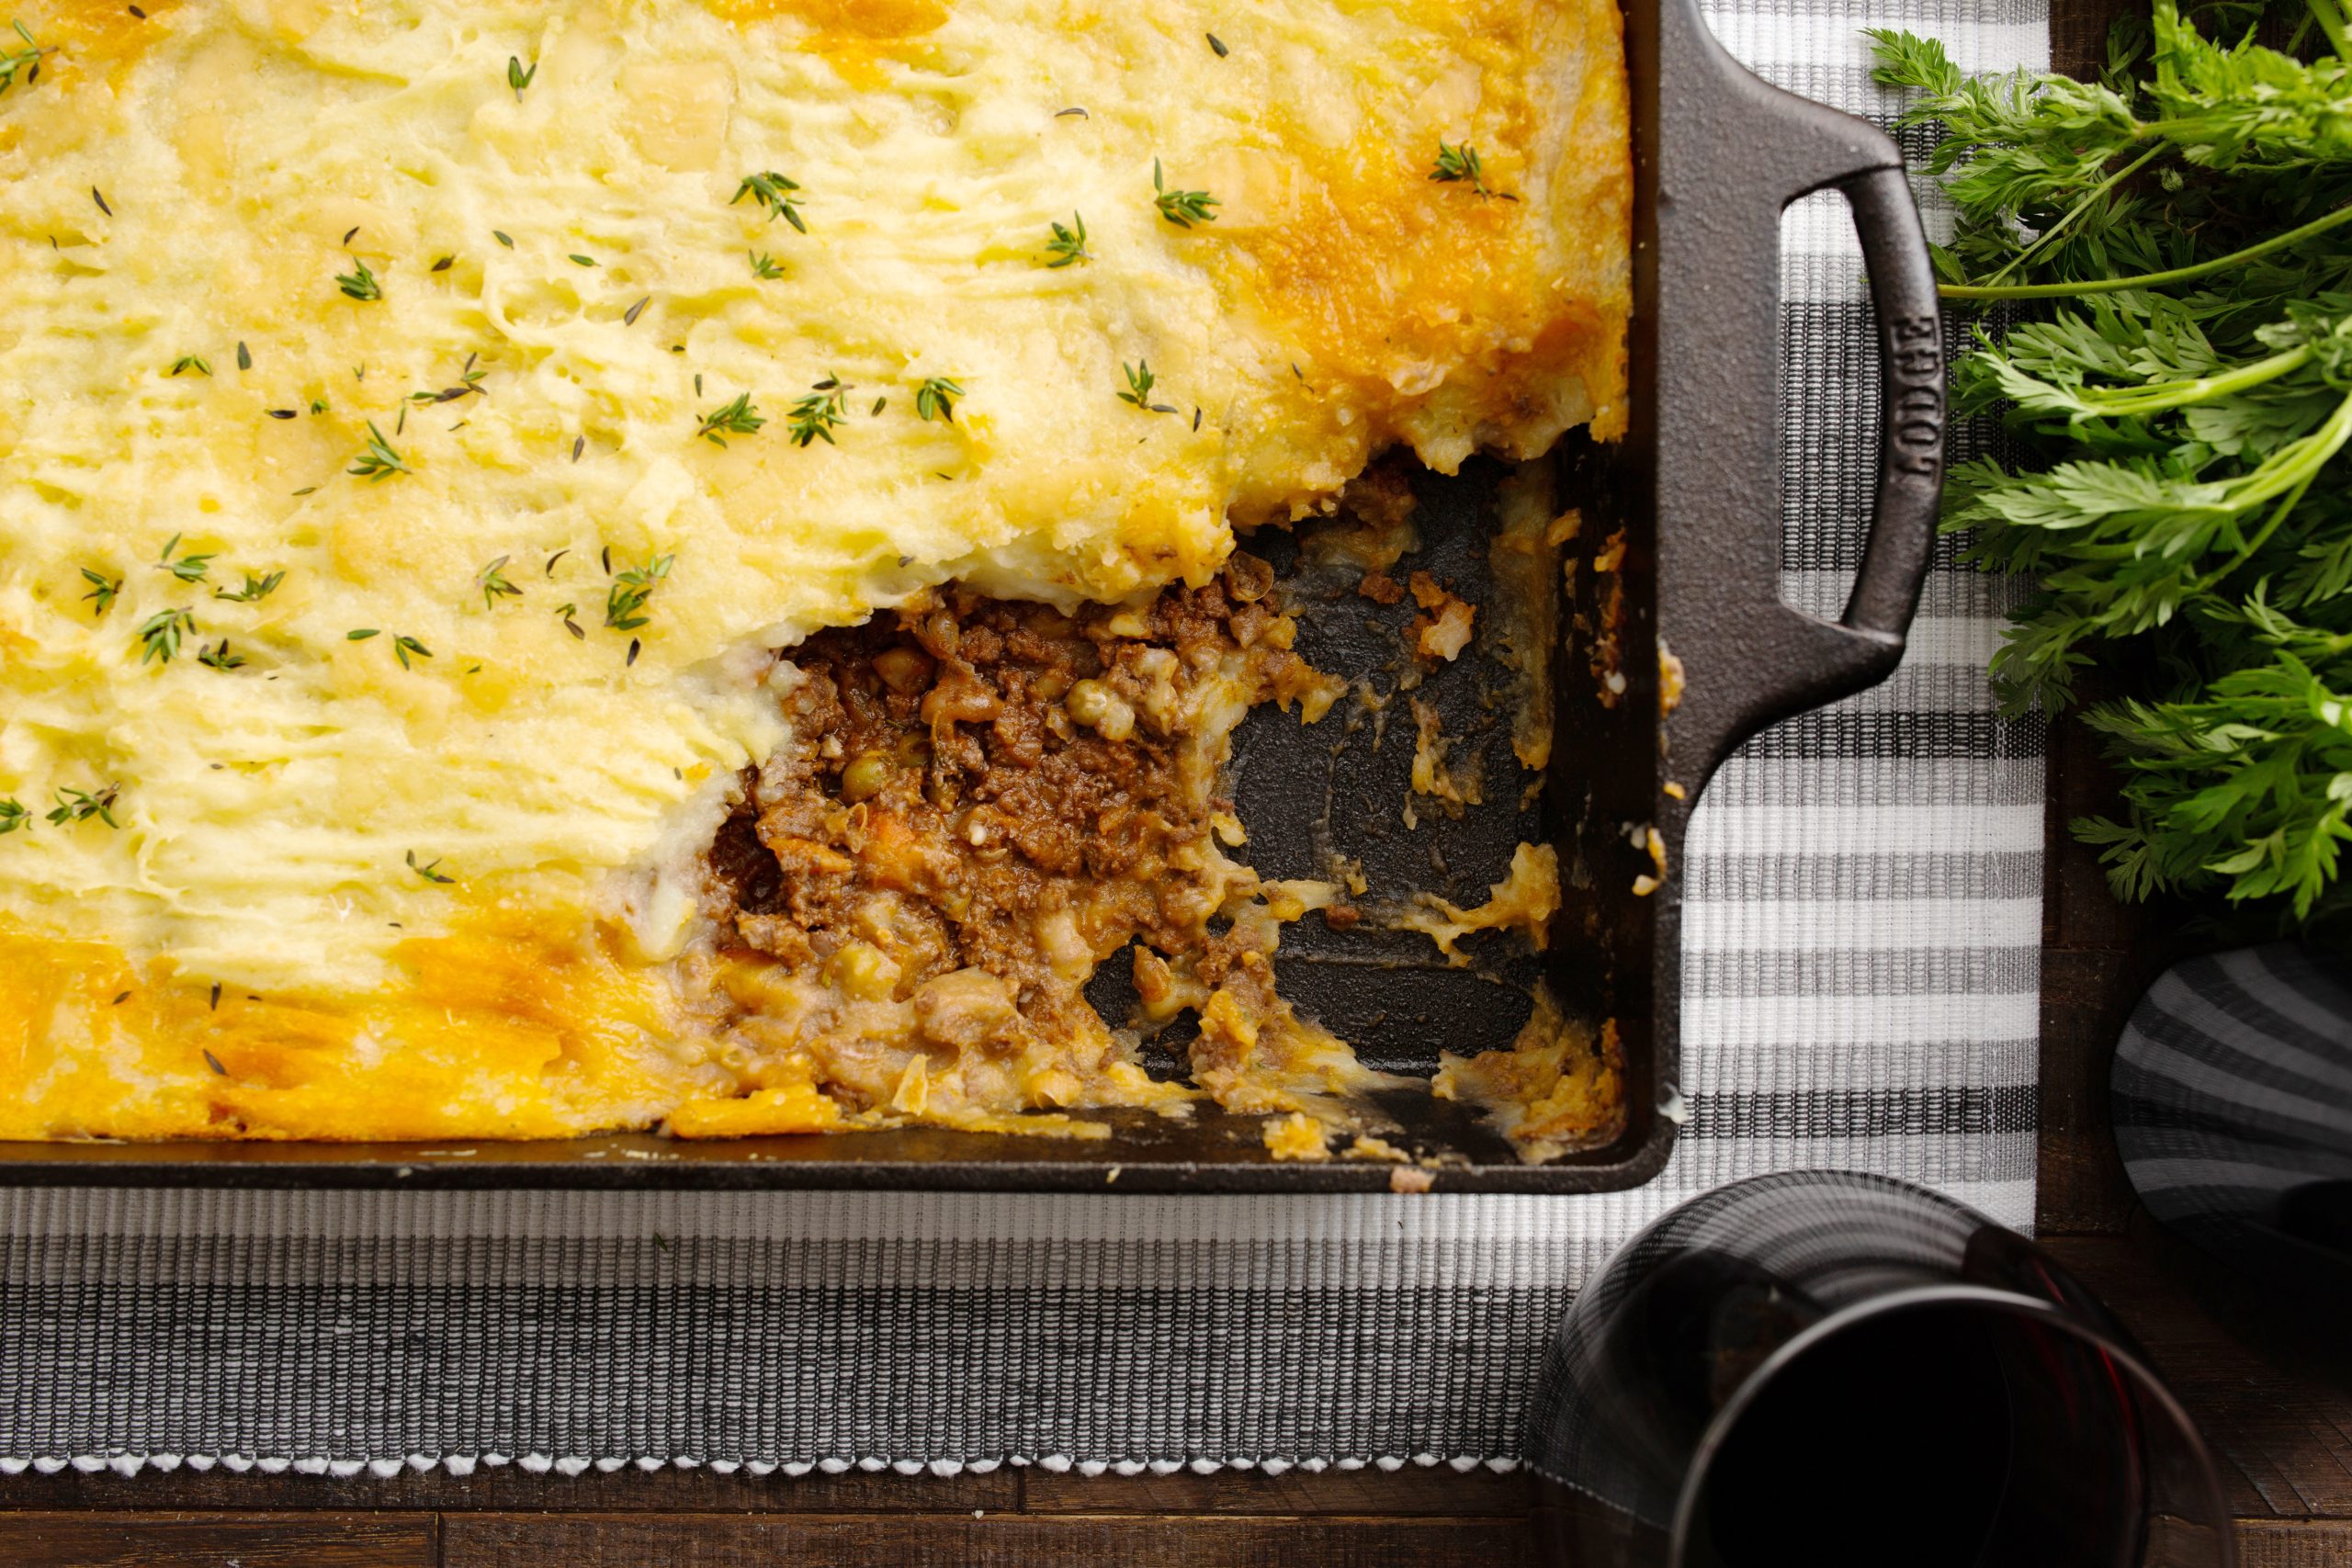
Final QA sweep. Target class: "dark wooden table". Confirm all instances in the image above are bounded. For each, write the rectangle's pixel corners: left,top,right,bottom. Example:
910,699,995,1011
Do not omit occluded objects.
11,5,2351,1562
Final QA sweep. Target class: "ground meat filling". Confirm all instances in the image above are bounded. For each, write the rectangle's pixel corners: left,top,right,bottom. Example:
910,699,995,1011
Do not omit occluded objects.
697,558,1324,1118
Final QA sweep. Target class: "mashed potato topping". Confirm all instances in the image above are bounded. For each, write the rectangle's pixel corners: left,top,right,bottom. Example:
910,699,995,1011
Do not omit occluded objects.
0,0,1626,1138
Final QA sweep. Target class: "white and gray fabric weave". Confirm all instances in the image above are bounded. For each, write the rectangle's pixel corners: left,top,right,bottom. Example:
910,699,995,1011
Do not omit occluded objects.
0,0,2046,1479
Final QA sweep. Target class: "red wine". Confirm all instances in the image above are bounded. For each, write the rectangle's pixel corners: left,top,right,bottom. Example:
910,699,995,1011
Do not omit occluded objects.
1681,1303,2140,1568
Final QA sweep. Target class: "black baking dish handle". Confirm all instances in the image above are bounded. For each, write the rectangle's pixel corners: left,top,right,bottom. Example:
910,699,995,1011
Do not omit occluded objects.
1645,0,1946,784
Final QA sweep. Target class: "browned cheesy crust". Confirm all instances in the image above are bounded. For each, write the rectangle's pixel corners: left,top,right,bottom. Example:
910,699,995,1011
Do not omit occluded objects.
0,0,1628,1145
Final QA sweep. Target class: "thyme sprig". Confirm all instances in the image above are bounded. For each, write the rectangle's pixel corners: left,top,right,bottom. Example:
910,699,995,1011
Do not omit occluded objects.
136,607,194,663
406,849,455,885
1152,160,1220,228
215,570,284,604
1430,141,1490,196
787,378,849,446
478,556,522,610
409,354,486,405
0,798,28,835
169,355,211,378
1118,359,1176,413
47,784,119,829
750,250,785,279
695,392,764,446
197,639,246,671
605,553,673,631
0,19,51,96
1045,212,1091,267
80,568,119,616
915,376,964,423
335,257,383,302
157,535,213,583
348,422,410,479
506,55,536,100
732,171,808,232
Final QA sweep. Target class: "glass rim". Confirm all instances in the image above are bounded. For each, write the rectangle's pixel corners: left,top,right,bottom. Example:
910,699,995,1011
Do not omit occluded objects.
1665,1283,2239,1568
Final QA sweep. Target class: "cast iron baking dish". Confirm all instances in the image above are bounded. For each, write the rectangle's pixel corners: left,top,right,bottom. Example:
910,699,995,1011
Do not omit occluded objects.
0,0,1944,1192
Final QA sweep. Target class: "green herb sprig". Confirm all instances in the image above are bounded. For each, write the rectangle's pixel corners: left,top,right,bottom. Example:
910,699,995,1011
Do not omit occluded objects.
47,784,119,829
1430,141,1489,196
81,569,119,616
1118,359,1176,413
732,171,808,232
406,849,455,885
348,422,410,479
787,377,848,446
695,392,764,446
749,250,785,279
1871,2,2352,935
507,55,537,100
1151,160,1219,229
605,553,673,631
410,355,486,405
0,798,28,836
157,535,213,583
335,258,383,302
478,556,521,610
1045,212,1091,267
915,376,964,423
215,570,284,604
0,19,51,96
136,607,194,664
